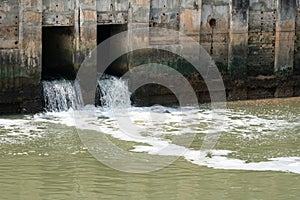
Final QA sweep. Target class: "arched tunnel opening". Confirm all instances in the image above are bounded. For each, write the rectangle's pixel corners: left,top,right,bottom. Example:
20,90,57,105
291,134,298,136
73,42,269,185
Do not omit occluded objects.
42,26,76,80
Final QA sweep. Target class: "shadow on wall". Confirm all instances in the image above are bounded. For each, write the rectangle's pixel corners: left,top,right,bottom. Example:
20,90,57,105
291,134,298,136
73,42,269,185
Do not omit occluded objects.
131,84,179,107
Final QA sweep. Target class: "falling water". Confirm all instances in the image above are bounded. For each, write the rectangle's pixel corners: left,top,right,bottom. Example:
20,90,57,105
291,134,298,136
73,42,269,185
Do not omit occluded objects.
97,75,131,109
43,80,83,112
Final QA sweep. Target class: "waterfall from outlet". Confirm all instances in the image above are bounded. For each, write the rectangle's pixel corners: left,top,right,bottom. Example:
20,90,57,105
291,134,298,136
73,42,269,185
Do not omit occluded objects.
43,75,130,112
96,75,131,109
43,80,83,112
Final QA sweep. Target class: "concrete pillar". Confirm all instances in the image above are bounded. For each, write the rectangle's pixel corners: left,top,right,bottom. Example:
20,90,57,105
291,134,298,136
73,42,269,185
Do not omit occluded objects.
127,0,150,69
17,0,43,112
0,0,20,90
294,0,300,75
275,0,296,76
247,0,277,76
74,0,97,70
181,0,202,42
228,0,249,79
19,0,43,84
200,0,229,74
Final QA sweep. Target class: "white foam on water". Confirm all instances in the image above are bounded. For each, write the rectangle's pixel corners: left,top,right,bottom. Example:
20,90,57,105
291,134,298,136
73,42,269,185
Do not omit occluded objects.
132,142,300,174
1,75,299,174
0,117,44,143
184,150,300,174
33,77,300,174
33,111,76,127
66,106,300,174
0,104,299,174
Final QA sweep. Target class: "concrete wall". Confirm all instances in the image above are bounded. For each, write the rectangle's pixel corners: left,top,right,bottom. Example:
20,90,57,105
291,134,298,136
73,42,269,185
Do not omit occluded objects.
0,0,96,113
0,0,300,112
0,0,42,112
294,0,300,76
201,0,229,73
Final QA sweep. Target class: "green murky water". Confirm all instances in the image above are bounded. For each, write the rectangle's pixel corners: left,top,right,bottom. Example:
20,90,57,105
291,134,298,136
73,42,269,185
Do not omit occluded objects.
0,98,299,199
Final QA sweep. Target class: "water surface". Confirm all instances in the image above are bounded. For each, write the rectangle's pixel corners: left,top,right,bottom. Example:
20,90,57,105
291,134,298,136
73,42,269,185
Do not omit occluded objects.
0,98,299,199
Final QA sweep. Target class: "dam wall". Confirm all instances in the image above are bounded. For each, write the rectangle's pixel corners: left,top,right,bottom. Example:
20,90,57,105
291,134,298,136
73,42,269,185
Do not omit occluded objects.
0,0,300,112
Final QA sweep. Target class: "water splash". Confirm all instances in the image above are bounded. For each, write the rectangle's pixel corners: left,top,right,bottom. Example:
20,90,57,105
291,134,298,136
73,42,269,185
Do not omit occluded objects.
43,80,83,112
97,75,131,109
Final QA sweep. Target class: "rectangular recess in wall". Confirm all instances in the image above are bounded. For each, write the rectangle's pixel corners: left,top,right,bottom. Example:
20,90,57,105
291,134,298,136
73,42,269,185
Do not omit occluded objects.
42,26,76,80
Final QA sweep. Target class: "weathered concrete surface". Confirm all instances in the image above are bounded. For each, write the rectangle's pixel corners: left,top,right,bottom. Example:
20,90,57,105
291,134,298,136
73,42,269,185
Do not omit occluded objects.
0,0,300,113
97,0,129,24
229,0,249,78
275,0,296,75
42,0,75,26
201,0,229,73
0,0,96,113
0,0,42,113
294,0,300,75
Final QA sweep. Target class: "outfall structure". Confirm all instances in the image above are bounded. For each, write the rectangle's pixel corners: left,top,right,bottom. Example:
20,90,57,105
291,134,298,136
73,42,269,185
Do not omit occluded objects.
0,0,299,113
